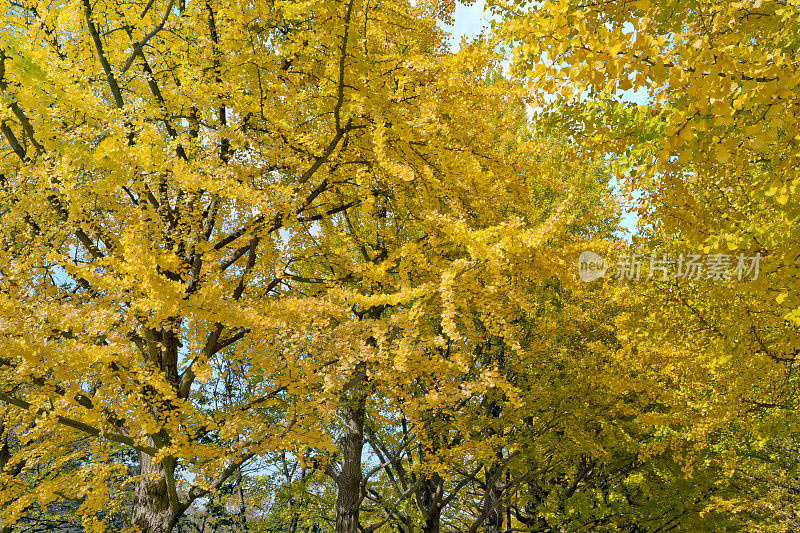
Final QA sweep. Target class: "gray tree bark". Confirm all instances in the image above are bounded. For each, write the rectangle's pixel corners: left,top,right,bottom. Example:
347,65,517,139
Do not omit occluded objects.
418,472,443,533
483,461,505,533
335,396,365,533
131,445,178,533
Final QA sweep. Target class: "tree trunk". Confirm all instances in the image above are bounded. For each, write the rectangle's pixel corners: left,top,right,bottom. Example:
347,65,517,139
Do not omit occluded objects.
0,419,16,533
131,449,176,533
421,510,440,533
132,331,183,533
422,515,439,533
483,462,504,533
418,472,443,533
484,345,506,533
335,396,365,533
237,469,249,532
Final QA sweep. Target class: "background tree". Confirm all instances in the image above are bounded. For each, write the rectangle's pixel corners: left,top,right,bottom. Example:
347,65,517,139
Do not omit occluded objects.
494,0,800,528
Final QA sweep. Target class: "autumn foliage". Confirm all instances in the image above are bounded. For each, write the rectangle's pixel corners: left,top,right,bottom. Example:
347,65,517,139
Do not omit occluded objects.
0,0,798,531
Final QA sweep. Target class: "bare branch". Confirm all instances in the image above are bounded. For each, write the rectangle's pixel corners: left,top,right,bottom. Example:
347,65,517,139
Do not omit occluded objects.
181,416,297,509
361,477,422,533
120,0,176,76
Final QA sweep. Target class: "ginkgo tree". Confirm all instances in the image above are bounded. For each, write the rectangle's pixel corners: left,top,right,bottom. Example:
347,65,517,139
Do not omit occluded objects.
493,0,800,528
0,0,616,531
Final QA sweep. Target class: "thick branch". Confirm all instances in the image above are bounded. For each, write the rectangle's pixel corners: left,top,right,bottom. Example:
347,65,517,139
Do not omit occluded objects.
83,0,124,109
0,391,157,455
